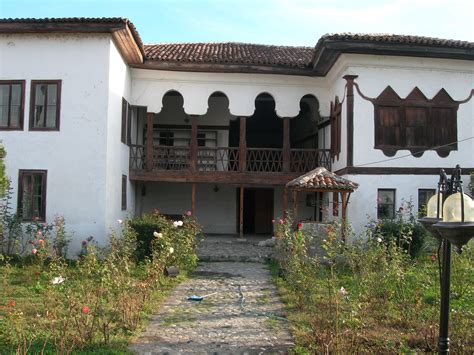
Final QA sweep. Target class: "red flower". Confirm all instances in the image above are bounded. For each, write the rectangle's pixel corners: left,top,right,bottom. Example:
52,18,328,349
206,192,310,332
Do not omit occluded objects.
32,248,38,255
38,239,45,244
297,223,303,230
7,299,16,307
82,306,90,314
430,254,437,262
278,219,284,225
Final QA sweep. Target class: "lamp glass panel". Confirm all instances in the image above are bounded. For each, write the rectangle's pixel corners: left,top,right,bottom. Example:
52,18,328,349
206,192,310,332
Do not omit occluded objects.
426,193,443,218
442,192,474,222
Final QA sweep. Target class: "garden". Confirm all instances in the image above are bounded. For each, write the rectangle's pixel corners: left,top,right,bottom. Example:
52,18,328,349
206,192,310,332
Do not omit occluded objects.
273,204,473,354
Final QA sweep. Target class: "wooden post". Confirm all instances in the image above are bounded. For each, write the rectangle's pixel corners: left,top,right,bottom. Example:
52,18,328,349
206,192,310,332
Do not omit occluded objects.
146,112,154,171
239,117,247,172
341,192,348,243
283,117,290,172
343,75,358,167
292,190,299,224
283,187,288,217
191,183,196,216
190,115,198,172
239,185,244,238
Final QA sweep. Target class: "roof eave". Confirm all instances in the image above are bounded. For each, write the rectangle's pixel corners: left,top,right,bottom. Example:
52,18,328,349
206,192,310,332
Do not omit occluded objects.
312,39,474,76
0,20,144,65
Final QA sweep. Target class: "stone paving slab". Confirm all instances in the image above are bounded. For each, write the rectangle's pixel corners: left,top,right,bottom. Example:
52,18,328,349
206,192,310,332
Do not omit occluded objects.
197,237,274,263
129,262,294,354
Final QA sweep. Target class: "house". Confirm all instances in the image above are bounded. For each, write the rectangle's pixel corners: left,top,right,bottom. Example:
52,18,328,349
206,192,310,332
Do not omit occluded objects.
0,18,473,251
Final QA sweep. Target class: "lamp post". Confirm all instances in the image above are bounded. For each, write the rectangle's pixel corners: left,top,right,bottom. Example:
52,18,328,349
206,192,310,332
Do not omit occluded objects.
418,165,474,354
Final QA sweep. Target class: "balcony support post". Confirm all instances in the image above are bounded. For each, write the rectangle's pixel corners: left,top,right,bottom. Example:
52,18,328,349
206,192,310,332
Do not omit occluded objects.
146,112,154,171
190,115,198,172
239,117,247,172
239,185,244,238
283,117,290,172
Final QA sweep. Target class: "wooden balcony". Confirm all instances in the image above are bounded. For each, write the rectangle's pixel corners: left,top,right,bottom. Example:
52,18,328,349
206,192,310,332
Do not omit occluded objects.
129,145,331,185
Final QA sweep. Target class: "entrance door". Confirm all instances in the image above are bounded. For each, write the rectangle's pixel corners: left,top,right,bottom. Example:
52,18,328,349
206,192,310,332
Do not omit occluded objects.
237,188,274,235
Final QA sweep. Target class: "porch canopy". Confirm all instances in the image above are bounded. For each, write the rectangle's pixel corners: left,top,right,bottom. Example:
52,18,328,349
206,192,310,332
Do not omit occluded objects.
285,167,358,240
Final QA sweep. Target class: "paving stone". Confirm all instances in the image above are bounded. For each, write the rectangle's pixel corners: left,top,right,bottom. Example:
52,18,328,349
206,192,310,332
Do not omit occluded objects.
129,261,293,354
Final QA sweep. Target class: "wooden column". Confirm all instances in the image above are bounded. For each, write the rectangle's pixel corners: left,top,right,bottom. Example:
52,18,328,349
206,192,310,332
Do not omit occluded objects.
282,117,290,172
239,185,244,238
341,192,348,243
239,117,247,172
283,187,288,217
292,190,299,224
146,112,154,171
191,183,196,216
343,75,358,167
190,115,198,172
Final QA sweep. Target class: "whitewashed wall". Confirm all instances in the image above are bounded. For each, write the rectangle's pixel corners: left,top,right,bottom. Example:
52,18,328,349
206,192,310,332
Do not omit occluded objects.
0,34,112,252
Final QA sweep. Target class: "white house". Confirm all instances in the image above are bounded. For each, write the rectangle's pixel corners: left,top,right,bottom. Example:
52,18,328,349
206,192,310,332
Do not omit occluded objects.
1,18,472,251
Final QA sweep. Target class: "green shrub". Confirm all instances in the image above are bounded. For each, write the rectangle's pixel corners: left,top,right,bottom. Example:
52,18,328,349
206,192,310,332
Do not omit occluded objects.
129,211,171,260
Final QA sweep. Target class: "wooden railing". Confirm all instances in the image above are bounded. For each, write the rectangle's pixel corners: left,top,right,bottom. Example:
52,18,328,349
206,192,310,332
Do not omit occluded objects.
130,145,331,173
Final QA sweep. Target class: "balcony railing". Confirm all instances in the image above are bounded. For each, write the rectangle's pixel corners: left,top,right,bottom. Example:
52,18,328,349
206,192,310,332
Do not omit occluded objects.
130,144,331,173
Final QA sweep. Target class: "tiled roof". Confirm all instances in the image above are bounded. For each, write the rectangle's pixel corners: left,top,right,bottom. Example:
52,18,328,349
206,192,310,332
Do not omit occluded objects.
286,167,359,191
317,33,474,49
144,43,314,69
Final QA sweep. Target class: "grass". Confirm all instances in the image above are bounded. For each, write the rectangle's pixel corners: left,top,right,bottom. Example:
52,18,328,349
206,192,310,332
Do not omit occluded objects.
269,247,474,354
0,263,186,354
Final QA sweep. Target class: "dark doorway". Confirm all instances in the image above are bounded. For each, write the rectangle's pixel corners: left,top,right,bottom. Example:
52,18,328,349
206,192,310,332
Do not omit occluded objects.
237,188,274,234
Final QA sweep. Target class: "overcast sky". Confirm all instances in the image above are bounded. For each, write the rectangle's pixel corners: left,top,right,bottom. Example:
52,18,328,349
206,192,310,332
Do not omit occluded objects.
1,0,473,46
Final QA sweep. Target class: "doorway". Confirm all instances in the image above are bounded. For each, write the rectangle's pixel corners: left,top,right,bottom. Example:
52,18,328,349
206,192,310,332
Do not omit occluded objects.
237,188,274,235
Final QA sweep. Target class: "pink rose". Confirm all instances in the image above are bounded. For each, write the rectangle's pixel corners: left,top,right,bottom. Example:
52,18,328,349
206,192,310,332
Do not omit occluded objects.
32,248,38,255
278,219,284,225
38,239,45,244
81,306,90,314
185,210,192,216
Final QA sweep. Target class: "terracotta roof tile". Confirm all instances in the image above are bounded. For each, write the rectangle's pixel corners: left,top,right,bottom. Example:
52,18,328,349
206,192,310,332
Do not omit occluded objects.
144,43,314,69
286,167,359,191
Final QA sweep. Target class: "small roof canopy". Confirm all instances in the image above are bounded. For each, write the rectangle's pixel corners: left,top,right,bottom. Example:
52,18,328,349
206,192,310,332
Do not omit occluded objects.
286,167,358,192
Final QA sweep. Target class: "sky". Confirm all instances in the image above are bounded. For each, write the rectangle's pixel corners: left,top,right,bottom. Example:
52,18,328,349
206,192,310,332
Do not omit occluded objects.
0,0,473,46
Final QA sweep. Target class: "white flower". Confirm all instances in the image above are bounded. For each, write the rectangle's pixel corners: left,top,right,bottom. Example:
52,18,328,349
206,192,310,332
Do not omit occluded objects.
338,286,348,297
177,221,183,226
117,219,123,224
153,231,162,238
169,247,174,254
173,221,183,227
377,237,383,243
51,276,65,285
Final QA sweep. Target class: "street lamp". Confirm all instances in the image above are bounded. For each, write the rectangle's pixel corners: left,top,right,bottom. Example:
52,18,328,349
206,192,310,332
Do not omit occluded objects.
419,165,474,354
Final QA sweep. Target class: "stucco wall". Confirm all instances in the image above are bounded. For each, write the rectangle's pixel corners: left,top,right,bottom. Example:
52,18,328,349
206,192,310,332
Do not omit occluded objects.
0,33,112,251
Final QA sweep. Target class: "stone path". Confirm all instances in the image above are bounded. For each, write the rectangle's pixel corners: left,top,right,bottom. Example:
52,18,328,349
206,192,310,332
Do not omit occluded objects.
129,261,294,354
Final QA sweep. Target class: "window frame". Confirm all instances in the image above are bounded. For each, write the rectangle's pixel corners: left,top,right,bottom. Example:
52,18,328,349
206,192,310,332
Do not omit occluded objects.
377,188,396,220
0,80,26,131
121,174,127,211
17,169,47,222
418,188,436,217
29,80,62,131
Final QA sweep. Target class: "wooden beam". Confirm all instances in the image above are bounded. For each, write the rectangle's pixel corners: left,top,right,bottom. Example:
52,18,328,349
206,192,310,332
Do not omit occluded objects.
341,192,348,243
239,185,244,238
283,187,288,217
239,117,247,172
191,183,196,216
190,115,198,172
282,117,291,172
146,112,154,171
334,166,474,176
130,170,302,185
343,75,358,168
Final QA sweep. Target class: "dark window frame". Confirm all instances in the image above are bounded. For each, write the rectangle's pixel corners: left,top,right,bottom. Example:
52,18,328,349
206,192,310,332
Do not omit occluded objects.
418,188,436,217
18,170,47,222
29,80,62,131
121,98,127,144
0,80,26,131
377,188,396,220
121,174,127,211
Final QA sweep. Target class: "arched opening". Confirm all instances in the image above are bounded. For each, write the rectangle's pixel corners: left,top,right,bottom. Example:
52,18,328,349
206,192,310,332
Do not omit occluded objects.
291,94,321,149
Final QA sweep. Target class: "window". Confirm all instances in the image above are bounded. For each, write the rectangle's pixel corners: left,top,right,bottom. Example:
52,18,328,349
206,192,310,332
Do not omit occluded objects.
0,80,25,130
121,98,132,145
159,131,174,146
377,189,395,219
18,170,47,221
373,87,458,157
30,80,61,130
418,189,436,217
121,175,127,210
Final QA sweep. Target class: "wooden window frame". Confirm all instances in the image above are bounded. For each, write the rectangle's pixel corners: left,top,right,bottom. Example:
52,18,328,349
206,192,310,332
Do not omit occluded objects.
18,169,47,222
0,80,26,131
377,188,396,220
121,174,127,211
418,188,436,217
330,97,342,161
29,80,61,131
121,98,127,144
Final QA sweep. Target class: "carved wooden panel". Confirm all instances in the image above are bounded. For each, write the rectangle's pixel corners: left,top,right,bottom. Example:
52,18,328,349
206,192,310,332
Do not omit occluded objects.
373,87,459,157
